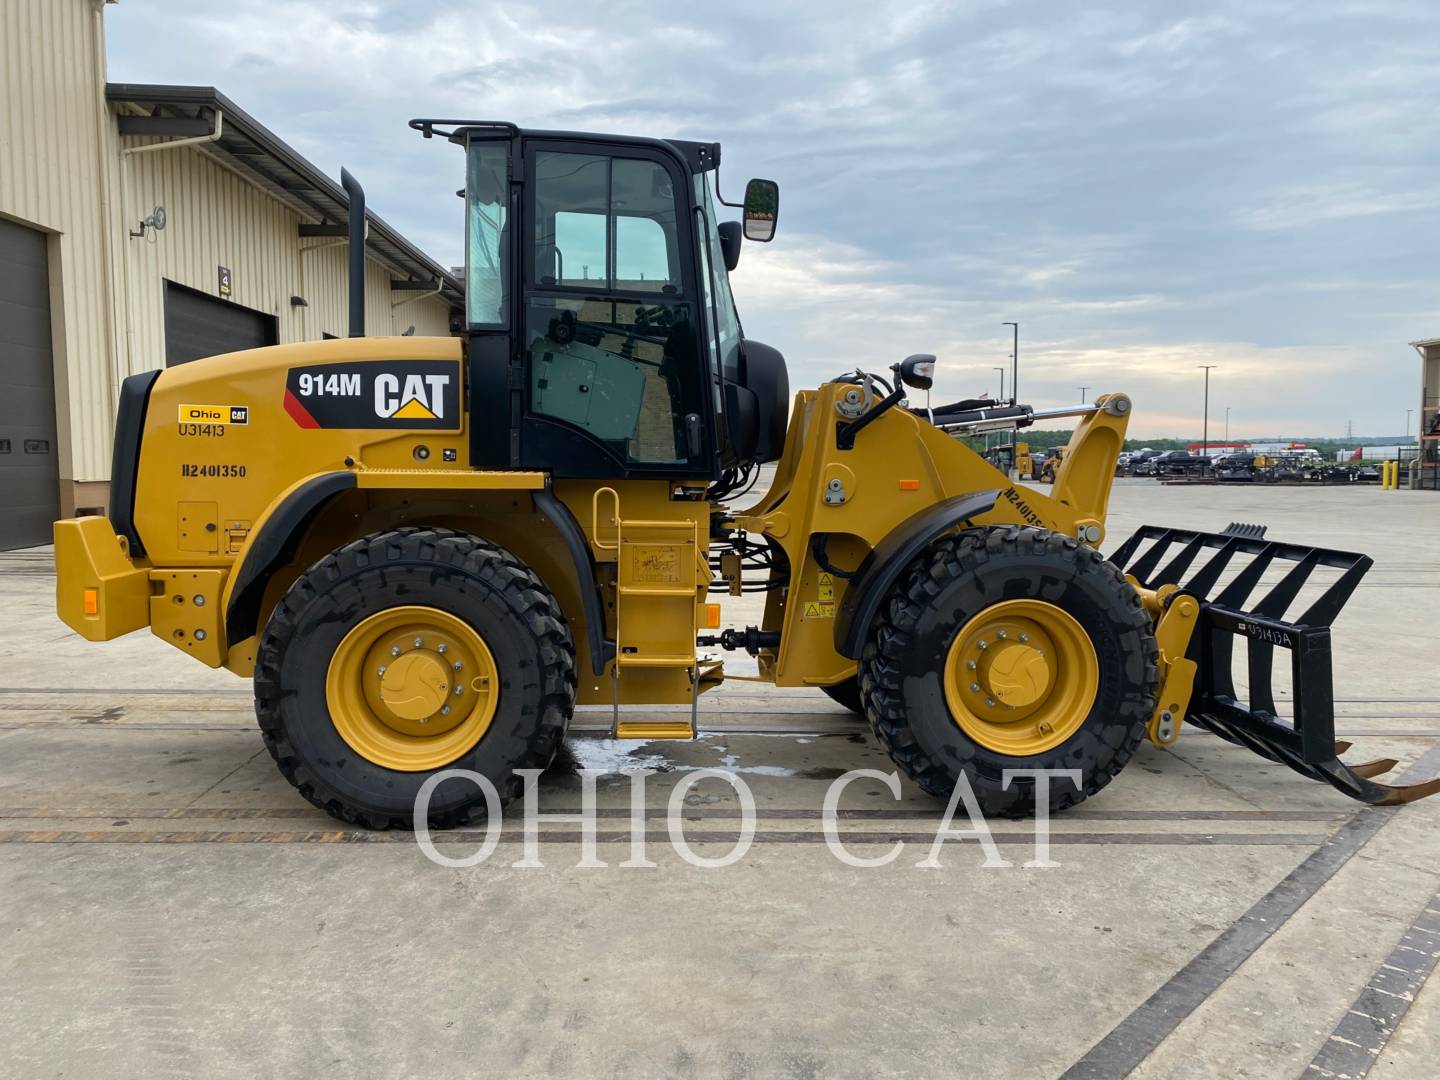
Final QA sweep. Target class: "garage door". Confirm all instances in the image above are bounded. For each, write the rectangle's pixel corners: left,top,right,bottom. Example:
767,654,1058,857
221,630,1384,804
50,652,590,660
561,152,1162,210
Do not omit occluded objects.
163,280,277,366
0,218,61,551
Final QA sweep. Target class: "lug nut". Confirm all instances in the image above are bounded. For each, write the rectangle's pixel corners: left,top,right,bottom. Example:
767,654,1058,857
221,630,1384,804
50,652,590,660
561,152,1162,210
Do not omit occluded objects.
454,684,464,695
440,705,451,716
985,697,996,707
996,630,1007,639
452,661,463,672
378,666,387,677
970,682,981,692
977,639,988,650
391,645,401,657
1018,632,1029,643
437,644,447,654
966,660,977,671
413,637,424,648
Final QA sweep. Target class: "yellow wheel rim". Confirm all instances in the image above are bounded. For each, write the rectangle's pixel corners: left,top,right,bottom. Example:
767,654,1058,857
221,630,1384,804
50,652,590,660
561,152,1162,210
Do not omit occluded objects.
325,606,499,772
942,599,1098,756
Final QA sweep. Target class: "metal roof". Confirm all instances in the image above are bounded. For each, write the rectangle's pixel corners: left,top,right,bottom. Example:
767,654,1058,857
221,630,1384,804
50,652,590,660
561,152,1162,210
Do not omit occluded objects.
106,84,463,311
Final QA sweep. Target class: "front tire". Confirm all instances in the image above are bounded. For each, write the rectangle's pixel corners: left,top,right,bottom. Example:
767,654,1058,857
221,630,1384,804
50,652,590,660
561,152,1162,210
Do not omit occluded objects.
860,526,1156,817
255,527,576,829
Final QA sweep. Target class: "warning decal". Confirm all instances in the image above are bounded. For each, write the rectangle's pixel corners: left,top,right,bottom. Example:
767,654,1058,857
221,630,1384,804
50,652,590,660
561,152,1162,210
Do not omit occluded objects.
803,572,837,619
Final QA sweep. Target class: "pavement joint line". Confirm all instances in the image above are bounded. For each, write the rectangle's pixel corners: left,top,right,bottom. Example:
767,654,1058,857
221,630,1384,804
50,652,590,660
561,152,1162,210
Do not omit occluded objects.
0,829,1329,846
7,719,1440,740
1059,742,1440,1080
1303,886,1440,1080
4,686,1440,704
176,747,267,812
0,807,1349,822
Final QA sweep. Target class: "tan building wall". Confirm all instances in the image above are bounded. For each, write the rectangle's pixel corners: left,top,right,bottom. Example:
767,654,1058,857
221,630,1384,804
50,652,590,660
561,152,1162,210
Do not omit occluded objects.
120,141,452,372
0,0,455,519
0,0,124,496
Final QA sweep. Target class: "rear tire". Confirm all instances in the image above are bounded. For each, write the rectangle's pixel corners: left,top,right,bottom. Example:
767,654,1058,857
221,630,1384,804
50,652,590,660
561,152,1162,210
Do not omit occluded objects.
820,676,864,714
254,527,576,829
860,526,1156,817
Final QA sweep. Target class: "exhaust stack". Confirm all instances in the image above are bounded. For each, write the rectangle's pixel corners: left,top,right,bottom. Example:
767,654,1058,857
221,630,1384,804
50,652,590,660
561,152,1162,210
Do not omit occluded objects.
341,167,365,337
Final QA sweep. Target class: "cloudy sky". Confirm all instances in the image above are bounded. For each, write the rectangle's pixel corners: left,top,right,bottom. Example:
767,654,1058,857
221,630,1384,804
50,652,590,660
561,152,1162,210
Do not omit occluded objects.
106,1,1438,438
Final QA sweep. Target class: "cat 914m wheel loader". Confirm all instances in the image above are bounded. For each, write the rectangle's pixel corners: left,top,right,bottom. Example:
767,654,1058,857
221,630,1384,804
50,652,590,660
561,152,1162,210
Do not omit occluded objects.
54,119,1440,828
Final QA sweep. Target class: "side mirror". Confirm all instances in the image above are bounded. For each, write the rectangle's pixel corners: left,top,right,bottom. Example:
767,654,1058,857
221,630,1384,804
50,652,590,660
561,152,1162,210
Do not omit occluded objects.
898,354,935,391
743,178,779,242
717,221,742,271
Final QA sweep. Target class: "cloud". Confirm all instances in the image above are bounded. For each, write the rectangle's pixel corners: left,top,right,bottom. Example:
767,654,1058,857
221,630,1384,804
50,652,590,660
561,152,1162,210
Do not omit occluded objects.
104,0,1440,438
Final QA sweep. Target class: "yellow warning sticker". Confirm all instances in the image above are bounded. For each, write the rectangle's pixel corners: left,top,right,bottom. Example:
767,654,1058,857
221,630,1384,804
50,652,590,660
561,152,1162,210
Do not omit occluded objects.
818,572,835,602
803,600,835,620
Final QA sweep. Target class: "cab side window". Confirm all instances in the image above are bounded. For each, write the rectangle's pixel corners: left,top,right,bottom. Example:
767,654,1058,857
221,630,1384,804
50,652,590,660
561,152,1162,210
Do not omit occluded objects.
527,150,701,466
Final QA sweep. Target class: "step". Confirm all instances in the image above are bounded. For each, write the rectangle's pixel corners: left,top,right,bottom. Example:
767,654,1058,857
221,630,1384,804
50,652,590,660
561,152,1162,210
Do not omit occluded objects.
618,585,698,597
619,519,697,531
614,653,695,669
614,720,696,740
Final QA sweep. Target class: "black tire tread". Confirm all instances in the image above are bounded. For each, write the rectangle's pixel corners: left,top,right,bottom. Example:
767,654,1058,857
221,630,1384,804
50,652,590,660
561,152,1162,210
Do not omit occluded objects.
859,525,1157,817
253,526,576,830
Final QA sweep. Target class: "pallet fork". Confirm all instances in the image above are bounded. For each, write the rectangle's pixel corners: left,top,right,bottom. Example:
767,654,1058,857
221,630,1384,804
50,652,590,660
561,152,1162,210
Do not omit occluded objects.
1111,523,1440,805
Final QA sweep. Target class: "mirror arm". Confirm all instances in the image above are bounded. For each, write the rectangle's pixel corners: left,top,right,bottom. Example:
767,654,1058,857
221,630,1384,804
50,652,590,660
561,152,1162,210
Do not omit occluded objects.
713,164,744,208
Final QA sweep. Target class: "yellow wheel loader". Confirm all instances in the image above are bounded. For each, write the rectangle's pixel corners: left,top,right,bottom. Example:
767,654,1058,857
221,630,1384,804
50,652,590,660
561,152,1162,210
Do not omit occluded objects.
54,120,1440,828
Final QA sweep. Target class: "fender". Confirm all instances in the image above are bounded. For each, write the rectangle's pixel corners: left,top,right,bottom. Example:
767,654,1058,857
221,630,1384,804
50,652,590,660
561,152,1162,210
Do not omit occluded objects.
224,471,357,646
222,475,615,677
833,489,999,659
109,369,161,558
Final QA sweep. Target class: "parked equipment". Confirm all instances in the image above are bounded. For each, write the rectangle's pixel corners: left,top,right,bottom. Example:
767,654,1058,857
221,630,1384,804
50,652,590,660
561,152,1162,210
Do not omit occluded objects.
53,120,1438,826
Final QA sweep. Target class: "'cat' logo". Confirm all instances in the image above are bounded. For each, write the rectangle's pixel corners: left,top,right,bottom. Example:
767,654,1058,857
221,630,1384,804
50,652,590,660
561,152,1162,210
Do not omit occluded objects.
374,373,450,421
283,361,460,430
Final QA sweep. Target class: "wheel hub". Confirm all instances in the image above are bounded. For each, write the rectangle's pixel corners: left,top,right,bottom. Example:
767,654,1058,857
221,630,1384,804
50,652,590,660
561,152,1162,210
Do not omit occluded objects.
943,599,1098,756
378,651,452,723
980,641,1052,708
326,606,500,771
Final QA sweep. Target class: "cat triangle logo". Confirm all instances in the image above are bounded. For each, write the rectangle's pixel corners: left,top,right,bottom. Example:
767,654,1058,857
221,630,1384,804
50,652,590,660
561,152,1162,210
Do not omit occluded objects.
392,397,437,420
373,372,449,422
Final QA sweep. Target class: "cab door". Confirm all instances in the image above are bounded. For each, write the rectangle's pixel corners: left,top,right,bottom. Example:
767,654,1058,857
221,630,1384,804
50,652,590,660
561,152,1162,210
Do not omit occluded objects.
518,140,715,479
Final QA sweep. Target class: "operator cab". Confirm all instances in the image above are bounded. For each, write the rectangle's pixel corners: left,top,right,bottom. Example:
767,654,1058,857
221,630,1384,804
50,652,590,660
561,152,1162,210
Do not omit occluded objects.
412,119,788,483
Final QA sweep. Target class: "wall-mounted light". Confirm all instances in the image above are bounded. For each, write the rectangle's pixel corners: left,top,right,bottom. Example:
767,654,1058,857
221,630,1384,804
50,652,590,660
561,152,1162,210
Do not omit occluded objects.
290,295,309,307
130,205,167,240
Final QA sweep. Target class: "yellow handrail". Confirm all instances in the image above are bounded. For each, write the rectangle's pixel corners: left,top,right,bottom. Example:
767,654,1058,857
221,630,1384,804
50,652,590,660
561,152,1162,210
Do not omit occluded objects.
591,486,622,551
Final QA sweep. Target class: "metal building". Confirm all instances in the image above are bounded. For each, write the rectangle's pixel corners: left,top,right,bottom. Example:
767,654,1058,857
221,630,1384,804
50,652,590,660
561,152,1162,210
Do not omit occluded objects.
1412,338,1439,490
0,0,461,549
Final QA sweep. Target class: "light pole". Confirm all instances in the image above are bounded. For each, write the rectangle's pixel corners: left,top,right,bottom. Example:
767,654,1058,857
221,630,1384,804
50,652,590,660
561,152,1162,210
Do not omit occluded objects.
1406,409,1414,440
1078,386,1089,403
993,366,1005,403
1198,365,1217,465
1002,322,1018,406
1224,406,1230,442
